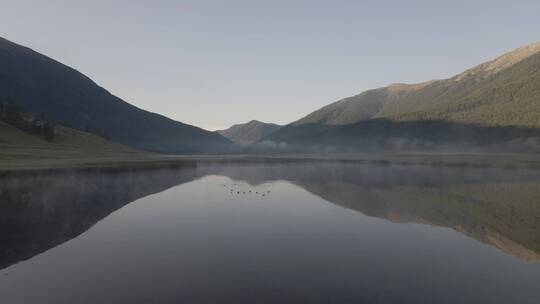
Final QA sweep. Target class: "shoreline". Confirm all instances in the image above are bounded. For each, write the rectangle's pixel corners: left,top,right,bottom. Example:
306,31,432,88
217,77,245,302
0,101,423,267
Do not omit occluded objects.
2,152,540,174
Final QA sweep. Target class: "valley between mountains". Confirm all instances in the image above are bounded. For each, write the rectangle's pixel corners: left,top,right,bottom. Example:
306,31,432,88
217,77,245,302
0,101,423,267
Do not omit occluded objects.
1,37,540,170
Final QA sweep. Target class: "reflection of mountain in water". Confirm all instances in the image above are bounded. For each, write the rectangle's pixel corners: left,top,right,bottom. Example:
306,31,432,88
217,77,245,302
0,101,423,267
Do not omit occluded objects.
297,180,540,261
1,161,539,271
205,162,540,261
0,166,200,270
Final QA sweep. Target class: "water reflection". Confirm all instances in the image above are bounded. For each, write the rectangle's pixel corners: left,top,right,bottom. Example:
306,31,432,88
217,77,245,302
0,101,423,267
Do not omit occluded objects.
0,166,200,270
0,161,539,303
202,162,540,261
1,162,540,271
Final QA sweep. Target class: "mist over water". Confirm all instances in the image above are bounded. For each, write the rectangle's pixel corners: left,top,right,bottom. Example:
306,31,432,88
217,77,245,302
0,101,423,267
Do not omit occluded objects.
243,136,540,154
1,161,539,303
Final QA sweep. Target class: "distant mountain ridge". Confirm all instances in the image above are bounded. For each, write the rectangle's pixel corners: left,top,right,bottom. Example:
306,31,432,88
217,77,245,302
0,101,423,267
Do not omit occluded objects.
269,41,540,151
0,37,231,154
218,120,282,144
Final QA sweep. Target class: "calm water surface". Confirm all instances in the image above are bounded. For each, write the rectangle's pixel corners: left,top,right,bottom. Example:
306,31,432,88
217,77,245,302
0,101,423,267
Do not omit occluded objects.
1,161,539,303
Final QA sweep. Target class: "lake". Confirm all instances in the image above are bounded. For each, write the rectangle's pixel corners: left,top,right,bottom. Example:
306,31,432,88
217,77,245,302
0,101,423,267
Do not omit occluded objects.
1,161,539,303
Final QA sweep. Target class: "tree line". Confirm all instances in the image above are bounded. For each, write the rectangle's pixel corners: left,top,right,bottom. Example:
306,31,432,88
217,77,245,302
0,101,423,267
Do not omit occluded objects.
0,98,55,141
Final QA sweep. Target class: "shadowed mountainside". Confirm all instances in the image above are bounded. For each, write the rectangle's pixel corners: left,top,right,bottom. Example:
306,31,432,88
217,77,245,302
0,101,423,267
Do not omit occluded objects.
0,37,231,154
269,119,540,152
0,119,146,164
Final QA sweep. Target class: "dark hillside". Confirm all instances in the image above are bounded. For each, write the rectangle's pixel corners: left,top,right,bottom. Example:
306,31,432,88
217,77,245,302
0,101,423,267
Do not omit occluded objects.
0,37,231,154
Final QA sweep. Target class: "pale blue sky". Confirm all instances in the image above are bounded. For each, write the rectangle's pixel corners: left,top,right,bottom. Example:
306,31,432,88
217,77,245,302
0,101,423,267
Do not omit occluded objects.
1,0,539,130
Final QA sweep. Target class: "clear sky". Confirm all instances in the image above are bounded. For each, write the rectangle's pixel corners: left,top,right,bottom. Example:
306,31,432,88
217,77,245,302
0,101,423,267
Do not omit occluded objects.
1,0,539,130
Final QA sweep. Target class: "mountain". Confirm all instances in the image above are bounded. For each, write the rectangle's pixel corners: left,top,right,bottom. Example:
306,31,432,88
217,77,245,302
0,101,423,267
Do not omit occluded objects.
218,120,282,144
270,42,540,151
0,37,231,154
